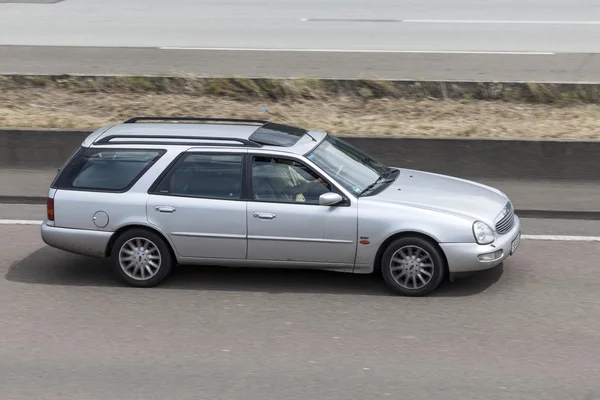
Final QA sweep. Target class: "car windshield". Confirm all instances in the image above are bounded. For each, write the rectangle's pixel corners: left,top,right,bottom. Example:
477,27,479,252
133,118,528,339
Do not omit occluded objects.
306,135,390,195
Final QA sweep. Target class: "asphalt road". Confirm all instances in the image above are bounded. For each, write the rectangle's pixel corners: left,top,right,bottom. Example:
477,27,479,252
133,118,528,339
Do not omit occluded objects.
5,46,600,82
1,222,600,400
2,0,600,51
2,0,600,80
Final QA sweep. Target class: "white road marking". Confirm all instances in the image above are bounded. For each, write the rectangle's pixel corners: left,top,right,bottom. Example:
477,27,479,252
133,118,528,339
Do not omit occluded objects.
301,17,600,25
0,219,42,225
403,19,600,25
0,219,598,242
300,18,403,23
521,234,600,242
159,47,555,55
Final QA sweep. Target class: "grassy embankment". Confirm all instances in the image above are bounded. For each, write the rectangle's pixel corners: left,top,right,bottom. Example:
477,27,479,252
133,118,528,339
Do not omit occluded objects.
1,75,600,139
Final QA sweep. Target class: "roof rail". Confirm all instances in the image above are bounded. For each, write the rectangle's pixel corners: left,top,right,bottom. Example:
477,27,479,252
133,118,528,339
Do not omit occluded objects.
94,135,263,147
123,116,268,125
116,116,314,148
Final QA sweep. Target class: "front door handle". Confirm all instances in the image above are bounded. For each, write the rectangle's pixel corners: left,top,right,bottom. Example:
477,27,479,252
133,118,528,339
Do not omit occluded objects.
253,212,276,220
156,206,176,213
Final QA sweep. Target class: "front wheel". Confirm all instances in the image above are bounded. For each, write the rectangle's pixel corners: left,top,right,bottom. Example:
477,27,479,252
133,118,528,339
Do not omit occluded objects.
111,228,174,287
380,236,446,296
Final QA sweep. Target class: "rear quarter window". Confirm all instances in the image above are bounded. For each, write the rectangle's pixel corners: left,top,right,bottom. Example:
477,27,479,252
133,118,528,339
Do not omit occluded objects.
55,148,165,192
50,146,85,188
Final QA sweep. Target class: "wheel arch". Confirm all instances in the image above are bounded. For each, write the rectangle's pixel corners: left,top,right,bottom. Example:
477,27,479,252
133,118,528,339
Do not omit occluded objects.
373,231,449,278
105,224,177,260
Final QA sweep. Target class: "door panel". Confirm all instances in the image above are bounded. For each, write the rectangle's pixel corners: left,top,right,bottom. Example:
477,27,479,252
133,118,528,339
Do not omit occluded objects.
146,151,248,260
147,195,247,259
247,154,358,265
246,202,358,264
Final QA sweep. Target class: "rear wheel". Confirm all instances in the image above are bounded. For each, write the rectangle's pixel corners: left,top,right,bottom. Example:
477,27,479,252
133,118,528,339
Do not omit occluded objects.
380,236,446,296
111,228,174,287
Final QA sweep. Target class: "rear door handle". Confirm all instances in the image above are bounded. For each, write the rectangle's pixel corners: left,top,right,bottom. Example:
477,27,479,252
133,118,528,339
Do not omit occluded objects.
156,206,176,213
253,212,276,220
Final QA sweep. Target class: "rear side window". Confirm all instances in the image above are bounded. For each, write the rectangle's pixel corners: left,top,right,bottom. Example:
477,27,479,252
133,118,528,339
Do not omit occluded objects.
56,148,165,192
152,153,243,200
50,146,85,188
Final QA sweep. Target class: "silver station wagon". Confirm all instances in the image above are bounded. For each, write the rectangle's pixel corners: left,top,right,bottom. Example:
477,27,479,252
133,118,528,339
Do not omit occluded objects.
41,117,521,296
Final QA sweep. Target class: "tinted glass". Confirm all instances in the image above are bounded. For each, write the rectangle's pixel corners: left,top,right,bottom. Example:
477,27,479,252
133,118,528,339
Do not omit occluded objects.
252,156,331,204
58,149,163,191
167,154,243,199
50,146,85,188
248,122,307,147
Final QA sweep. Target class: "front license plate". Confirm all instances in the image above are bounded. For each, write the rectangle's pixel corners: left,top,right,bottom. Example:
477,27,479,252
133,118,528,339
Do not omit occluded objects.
510,231,521,255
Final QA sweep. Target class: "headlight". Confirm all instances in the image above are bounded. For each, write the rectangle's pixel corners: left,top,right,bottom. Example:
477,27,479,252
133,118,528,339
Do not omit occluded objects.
472,221,495,245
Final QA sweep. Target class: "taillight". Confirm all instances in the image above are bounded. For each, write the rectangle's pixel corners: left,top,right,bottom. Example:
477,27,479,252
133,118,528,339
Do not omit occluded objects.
47,197,55,221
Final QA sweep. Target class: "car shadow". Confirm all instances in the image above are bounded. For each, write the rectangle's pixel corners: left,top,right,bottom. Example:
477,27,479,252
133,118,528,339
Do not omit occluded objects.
5,246,503,297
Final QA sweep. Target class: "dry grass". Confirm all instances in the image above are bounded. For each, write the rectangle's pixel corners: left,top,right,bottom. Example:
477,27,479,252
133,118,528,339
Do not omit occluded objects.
1,76,600,139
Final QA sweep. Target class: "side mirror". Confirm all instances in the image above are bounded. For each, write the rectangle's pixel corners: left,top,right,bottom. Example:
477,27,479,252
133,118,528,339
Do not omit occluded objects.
319,192,344,206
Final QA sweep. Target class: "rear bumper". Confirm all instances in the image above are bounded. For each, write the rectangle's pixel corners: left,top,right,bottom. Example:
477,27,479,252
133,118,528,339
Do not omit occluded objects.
41,221,112,258
440,215,521,274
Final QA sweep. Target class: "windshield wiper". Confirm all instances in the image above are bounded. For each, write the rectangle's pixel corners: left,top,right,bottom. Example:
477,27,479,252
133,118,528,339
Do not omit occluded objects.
358,169,397,197
358,177,383,197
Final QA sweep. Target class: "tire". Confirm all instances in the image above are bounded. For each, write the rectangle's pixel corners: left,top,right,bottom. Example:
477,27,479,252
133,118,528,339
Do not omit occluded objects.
380,236,446,296
111,228,174,287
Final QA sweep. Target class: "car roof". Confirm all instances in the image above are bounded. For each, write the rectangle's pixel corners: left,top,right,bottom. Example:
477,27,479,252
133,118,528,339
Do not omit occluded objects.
83,118,328,155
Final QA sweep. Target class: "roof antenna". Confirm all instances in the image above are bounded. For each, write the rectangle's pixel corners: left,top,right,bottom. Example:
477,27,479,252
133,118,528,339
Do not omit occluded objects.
260,106,317,142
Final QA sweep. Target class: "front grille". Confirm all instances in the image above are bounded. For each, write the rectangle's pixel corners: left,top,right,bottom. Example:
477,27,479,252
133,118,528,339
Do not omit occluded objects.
495,202,515,234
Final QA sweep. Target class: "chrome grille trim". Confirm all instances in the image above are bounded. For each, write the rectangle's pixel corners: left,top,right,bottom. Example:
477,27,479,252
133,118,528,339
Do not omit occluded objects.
495,202,515,234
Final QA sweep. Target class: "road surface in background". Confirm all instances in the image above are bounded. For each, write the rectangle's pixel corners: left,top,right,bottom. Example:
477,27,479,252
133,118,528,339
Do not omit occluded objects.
2,0,600,80
4,46,600,82
1,223,600,400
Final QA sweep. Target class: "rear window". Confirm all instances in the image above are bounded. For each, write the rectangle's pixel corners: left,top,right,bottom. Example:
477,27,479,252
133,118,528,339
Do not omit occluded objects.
56,148,165,192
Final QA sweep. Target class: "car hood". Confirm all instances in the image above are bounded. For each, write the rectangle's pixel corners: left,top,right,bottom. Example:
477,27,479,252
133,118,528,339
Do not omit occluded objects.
370,168,509,223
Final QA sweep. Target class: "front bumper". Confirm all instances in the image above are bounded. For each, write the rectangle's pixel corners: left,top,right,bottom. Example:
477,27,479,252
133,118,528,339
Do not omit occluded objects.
440,215,521,273
41,221,112,258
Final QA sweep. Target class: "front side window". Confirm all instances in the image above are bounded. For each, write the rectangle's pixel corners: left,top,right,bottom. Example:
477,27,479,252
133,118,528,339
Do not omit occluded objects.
162,153,243,200
306,135,388,195
58,148,164,191
251,156,331,204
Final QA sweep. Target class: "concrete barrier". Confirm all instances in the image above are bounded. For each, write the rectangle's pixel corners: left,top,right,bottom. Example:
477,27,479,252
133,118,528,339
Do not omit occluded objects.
0,129,90,170
340,136,600,181
1,128,599,181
